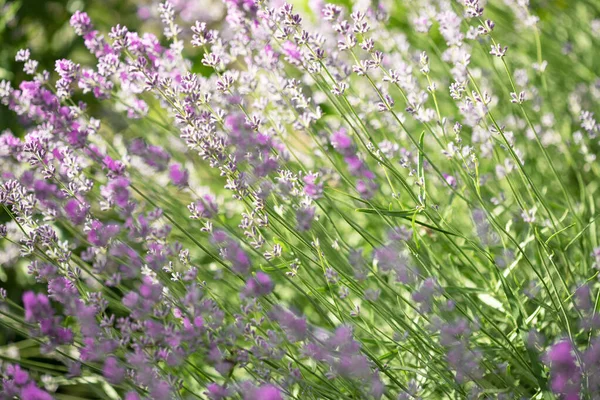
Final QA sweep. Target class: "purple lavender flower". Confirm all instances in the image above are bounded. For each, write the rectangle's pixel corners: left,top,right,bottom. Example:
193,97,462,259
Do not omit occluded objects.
189,194,219,219
169,163,189,187
6,364,29,385
101,177,130,208
87,220,120,247
271,307,308,342
295,204,316,232
206,383,230,400
20,383,53,400
23,291,53,323
70,11,93,36
330,129,378,199
103,356,126,384
245,384,282,400
64,198,89,224
303,172,323,199
244,271,274,297
546,341,582,399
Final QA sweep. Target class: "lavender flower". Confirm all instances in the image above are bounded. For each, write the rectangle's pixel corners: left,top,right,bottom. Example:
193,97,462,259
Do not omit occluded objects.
546,341,582,399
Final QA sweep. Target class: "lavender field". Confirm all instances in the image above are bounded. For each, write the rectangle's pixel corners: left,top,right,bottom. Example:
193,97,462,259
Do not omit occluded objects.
1,0,600,399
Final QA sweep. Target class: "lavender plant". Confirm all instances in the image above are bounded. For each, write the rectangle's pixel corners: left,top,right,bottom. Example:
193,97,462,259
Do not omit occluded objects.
1,0,600,398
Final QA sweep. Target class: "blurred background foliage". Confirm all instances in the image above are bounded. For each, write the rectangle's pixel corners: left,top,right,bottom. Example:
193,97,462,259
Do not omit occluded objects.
0,0,143,133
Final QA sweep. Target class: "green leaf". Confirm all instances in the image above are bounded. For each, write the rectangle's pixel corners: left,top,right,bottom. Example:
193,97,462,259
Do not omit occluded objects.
356,208,459,236
564,213,600,250
355,208,417,218
418,131,426,208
